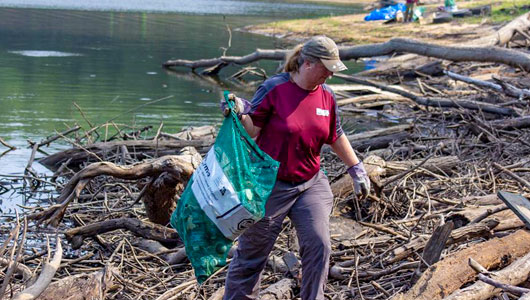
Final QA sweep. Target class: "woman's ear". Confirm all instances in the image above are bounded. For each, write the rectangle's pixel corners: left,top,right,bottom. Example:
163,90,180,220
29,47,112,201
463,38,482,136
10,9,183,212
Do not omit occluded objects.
304,60,314,69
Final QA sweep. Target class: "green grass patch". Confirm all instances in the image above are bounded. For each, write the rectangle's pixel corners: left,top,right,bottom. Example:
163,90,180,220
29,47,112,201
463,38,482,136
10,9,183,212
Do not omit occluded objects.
463,0,529,24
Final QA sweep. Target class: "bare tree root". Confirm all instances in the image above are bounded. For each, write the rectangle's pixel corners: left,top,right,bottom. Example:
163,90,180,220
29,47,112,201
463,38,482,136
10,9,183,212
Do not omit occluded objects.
29,150,201,227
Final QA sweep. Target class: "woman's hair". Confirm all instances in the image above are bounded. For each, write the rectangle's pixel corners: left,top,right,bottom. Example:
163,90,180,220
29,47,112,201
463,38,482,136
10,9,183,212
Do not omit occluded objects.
283,44,319,73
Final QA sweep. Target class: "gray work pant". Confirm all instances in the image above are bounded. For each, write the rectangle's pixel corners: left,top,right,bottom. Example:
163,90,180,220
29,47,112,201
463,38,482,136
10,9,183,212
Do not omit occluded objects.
224,171,333,300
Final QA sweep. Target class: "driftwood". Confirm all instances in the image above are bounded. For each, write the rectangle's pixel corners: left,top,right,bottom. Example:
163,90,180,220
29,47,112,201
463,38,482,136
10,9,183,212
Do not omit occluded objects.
163,13,530,75
331,155,460,198
347,124,412,144
461,194,503,206
338,93,412,107
445,70,530,99
420,221,454,267
12,237,62,300
0,137,16,150
30,266,116,300
474,12,530,47
388,218,499,264
134,239,187,265
28,125,81,149
335,74,519,116
393,229,530,300
0,258,33,282
322,125,415,157
162,125,216,141
353,132,414,152
38,138,212,172
445,251,530,300
30,148,201,227
65,218,182,249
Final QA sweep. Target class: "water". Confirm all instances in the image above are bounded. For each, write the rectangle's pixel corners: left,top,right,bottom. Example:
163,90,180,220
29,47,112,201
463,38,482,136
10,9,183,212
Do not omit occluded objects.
0,1,365,212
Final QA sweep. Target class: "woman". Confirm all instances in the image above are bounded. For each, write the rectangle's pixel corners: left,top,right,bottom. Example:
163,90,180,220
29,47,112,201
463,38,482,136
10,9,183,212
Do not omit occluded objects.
222,36,370,300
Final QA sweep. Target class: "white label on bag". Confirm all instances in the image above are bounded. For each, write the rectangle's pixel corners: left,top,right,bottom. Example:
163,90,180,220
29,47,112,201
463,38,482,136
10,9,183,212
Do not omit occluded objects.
192,146,258,240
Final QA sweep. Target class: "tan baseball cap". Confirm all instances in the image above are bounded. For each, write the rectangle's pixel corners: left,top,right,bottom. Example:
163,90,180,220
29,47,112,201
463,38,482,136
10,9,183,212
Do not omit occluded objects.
302,36,347,72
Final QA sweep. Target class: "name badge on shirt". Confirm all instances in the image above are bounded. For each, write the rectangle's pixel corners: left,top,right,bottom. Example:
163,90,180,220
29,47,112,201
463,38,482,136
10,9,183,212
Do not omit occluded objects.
316,108,329,117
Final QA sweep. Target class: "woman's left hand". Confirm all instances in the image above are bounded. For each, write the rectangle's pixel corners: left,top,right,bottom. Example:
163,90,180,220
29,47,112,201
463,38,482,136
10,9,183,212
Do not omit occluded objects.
220,94,251,119
347,162,371,199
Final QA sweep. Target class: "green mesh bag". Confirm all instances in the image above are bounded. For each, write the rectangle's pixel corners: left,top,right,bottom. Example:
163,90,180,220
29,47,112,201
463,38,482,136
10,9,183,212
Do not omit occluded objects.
170,91,279,283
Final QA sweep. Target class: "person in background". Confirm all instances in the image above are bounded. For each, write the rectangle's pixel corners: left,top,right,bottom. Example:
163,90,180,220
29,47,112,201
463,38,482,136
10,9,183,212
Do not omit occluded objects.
221,35,371,300
404,0,418,22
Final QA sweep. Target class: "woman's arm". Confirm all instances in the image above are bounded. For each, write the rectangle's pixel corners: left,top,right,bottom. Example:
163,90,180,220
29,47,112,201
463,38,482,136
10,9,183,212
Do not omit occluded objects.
240,114,261,138
331,134,370,199
330,134,360,167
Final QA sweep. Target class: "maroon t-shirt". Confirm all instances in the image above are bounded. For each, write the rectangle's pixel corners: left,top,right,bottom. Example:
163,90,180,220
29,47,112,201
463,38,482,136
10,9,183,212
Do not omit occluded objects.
250,72,343,183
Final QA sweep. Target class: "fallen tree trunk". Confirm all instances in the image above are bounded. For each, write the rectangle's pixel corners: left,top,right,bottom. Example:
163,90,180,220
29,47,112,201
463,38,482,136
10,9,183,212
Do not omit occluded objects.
446,204,508,226
163,35,530,74
340,38,530,72
323,125,416,156
392,229,530,300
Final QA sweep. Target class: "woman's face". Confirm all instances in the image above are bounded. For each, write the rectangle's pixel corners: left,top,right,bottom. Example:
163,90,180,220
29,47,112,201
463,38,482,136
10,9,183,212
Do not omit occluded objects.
304,60,333,88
